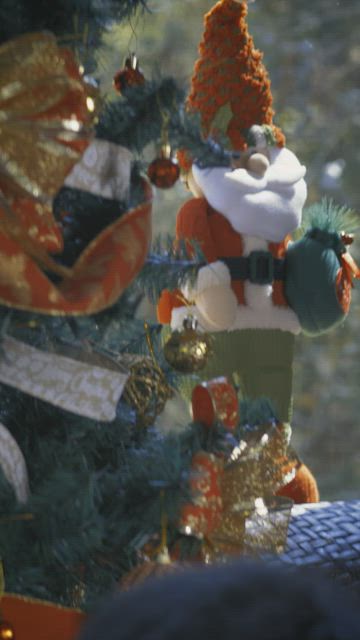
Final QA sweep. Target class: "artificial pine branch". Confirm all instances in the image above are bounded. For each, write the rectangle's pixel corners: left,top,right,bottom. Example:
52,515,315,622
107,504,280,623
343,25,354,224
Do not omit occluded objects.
96,78,184,152
137,236,205,304
169,111,236,168
302,198,358,234
0,0,149,44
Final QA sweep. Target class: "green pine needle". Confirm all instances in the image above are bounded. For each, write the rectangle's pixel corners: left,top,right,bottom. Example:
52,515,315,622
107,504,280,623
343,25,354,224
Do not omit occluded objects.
137,236,205,304
303,198,359,234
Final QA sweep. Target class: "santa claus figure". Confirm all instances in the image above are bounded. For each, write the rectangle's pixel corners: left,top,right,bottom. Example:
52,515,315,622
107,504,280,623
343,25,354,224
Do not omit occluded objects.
157,0,358,504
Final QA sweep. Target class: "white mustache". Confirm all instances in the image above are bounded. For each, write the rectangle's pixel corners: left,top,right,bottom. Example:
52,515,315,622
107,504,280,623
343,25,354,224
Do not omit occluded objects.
225,162,306,191
194,146,307,193
192,147,308,242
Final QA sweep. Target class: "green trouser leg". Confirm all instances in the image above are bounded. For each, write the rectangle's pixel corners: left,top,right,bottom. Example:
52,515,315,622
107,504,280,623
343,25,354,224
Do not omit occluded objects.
166,328,295,424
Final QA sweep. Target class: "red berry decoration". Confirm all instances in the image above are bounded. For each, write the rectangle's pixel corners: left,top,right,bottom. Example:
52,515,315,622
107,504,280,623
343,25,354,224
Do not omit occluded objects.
340,231,354,246
0,621,15,640
147,148,180,189
113,54,145,94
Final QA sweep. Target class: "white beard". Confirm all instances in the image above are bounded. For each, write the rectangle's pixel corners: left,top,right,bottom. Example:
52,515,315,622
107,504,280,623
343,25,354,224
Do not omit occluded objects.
192,147,307,242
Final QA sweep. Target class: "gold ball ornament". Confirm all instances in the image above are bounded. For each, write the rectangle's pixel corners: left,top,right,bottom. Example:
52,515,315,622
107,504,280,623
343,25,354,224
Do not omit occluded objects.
0,621,15,640
123,357,173,427
164,317,212,374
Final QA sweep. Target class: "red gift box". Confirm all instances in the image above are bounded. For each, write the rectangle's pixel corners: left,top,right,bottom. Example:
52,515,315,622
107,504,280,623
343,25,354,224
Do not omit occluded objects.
1,593,85,640
192,377,239,430
181,451,223,537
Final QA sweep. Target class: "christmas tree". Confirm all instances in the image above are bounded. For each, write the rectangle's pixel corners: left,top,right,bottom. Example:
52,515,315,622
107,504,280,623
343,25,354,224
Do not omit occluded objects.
0,0,263,619
0,1,359,638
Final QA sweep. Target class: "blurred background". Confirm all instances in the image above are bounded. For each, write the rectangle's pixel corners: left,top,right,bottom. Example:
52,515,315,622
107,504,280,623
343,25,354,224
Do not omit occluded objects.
100,0,360,500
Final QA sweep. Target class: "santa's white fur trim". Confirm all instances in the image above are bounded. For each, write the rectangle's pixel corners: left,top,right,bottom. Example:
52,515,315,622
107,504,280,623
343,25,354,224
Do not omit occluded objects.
229,305,301,334
245,282,273,310
242,235,268,255
171,303,301,335
173,232,301,334
171,304,223,332
242,235,273,310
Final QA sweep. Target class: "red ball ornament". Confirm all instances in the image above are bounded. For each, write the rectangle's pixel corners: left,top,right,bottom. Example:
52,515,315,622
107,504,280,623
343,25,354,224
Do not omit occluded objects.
113,54,145,94
0,621,15,640
147,153,180,189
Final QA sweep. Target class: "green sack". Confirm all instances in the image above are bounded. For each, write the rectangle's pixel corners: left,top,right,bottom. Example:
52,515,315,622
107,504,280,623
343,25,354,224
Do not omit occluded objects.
285,228,349,337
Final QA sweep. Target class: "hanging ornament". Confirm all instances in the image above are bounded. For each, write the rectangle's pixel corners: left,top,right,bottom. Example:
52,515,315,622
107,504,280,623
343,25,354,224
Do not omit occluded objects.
123,323,173,427
148,104,179,189
163,316,212,374
123,356,173,427
0,422,29,503
113,53,145,94
147,145,180,189
0,620,15,640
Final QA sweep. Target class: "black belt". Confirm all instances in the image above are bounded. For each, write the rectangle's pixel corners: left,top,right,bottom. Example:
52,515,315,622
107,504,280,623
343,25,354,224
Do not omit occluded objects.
218,251,286,285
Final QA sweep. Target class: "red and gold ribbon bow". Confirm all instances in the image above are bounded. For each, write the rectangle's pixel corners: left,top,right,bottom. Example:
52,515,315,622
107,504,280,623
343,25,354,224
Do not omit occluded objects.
0,32,152,315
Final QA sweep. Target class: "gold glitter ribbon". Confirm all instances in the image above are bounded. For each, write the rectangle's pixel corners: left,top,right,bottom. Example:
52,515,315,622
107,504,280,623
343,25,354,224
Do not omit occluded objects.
221,422,295,512
0,32,153,315
0,31,92,267
0,32,93,204
0,194,71,278
0,32,89,290
181,419,295,560
205,422,294,559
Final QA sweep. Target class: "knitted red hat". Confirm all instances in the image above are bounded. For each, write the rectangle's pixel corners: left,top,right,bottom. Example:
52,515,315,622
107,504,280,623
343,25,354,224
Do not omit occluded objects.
178,0,285,171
